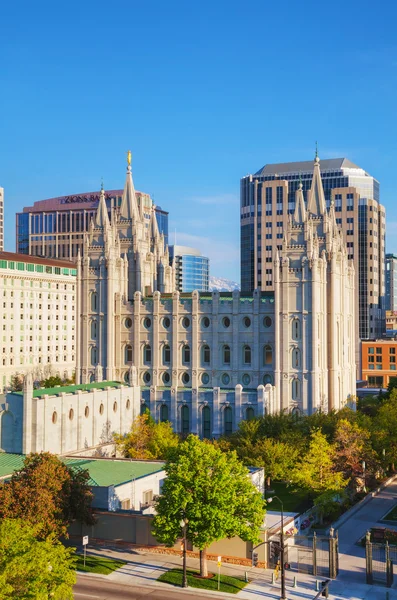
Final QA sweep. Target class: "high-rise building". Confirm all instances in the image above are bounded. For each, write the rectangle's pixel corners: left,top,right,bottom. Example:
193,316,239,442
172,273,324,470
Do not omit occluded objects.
241,155,386,340
0,251,77,391
16,189,168,260
0,187,4,251
385,254,397,312
169,245,209,292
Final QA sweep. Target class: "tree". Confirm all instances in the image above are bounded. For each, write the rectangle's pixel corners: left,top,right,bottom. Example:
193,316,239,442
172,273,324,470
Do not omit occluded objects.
291,429,347,494
334,419,379,489
115,413,179,460
0,519,76,599
9,374,23,392
152,435,265,577
41,375,63,388
372,395,397,471
0,452,95,539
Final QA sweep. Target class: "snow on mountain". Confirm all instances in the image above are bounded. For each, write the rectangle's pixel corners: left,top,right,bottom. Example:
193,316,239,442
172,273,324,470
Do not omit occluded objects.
209,276,240,292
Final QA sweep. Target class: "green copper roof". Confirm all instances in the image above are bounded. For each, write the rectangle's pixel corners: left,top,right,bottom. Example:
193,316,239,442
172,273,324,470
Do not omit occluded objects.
63,458,165,487
13,381,123,398
0,453,25,479
0,454,164,487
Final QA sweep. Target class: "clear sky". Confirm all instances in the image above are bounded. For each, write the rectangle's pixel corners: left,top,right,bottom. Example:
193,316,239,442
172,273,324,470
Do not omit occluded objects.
1,0,397,281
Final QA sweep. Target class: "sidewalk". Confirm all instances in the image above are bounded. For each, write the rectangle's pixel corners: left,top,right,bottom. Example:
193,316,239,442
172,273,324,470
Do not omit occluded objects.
80,545,397,599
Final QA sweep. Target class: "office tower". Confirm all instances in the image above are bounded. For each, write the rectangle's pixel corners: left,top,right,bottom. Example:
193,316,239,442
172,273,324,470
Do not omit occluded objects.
241,155,386,340
16,189,168,260
385,254,397,311
0,187,4,251
169,245,210,292
0,251,77,391
76,154,355,436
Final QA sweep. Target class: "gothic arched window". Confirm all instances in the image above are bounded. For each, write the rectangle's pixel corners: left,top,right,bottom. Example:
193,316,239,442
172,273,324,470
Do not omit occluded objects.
91,320,97,340
202,345,210,365
292,348,301,368
224,406,233,436
223,345,231,365
125,345,133,364
143,344,151,364
292,318,301,341
90,346,98,366
202,406,211,439
163,344,171,365
181,405,190,434
91,292,98,312
182,345,191,365
292,378,301,400
160,404,169,422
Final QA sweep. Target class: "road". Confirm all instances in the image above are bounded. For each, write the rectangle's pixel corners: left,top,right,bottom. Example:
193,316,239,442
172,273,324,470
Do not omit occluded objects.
74,575,212,600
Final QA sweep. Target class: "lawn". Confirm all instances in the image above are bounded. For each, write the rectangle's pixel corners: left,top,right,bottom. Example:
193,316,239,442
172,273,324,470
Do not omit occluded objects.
267,482,312,513
158,568,248,594
75,554,127,575
383,504,397,522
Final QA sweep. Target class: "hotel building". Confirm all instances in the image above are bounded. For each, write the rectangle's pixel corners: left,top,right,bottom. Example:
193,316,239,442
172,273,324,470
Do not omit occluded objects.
241,157,386,340
0,252,77,391
16,189,168,260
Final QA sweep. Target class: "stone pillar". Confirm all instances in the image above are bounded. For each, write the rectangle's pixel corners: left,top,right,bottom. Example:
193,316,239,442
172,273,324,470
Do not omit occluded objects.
211,387,221,437
257,384,265,416
22,372,33,454
234,384,242,430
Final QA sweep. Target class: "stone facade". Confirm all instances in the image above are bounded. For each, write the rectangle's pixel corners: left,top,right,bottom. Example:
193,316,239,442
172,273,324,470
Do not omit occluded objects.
0,372,140,454
76,156,356,436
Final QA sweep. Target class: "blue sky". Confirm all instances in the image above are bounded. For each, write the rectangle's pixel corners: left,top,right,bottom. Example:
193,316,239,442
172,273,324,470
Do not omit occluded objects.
1,0,397,281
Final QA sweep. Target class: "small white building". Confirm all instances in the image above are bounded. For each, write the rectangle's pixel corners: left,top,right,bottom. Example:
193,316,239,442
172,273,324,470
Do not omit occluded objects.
0,372,140,455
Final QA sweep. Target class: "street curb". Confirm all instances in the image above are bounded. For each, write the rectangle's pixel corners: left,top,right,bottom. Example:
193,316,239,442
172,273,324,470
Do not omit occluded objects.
328,473,397,533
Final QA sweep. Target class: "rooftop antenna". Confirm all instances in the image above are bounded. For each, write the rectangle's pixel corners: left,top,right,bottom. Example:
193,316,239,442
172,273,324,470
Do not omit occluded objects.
315,141,318,159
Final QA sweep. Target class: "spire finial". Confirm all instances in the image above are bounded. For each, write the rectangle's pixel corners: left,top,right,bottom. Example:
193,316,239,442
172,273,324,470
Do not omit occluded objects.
315,141,319,160
298,171,303,189
101,177,104,191
126,150,132,168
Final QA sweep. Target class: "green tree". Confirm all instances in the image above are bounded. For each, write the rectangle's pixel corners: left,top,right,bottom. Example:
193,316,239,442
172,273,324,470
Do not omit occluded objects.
291,429,347,494
115,413,179,460
152,435,265,577
372,395,397,471
0,519,76,599
9,374,23,392
41,375,63,388
0,453,95,538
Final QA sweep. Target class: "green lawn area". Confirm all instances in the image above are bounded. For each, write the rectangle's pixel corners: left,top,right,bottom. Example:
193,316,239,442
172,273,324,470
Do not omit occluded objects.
383,504,397,522
267,482,312,513
75,554,126,575
158,568,248,594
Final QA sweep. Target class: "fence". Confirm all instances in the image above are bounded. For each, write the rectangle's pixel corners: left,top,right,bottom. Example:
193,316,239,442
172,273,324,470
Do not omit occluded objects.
365,531,394,587
268,532,339,579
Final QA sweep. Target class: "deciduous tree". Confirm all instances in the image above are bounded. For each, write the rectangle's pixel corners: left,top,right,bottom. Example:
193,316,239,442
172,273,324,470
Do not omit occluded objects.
0,453,95,539
0,519,76,599
114,413,179,460
152,435,265,577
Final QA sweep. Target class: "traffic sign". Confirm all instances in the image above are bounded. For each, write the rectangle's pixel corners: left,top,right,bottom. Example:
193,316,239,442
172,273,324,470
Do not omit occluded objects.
82,536,89,546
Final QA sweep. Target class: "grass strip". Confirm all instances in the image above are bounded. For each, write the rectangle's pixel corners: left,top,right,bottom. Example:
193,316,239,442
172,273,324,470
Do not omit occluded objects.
158,568,248,593
75,554,127,575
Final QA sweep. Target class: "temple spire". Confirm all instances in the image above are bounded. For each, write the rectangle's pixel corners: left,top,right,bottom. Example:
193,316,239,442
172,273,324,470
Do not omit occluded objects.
120,150,139,220
95,183,110,229
293,176,306,224
307,151,326,216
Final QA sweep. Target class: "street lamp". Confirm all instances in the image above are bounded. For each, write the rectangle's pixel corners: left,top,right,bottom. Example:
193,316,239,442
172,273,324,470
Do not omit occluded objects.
362,460,366,493
267,495,286,600
180,516,189,588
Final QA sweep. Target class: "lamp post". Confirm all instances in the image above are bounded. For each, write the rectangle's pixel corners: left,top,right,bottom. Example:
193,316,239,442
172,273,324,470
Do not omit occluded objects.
267,495,286,600
180,516,189,588
362,460,366,493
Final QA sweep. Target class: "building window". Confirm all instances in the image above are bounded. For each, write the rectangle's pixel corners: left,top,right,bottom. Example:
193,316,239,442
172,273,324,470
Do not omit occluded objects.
143,344,151,364
264,316,272,328
243,345,251,365
292,348,300,368
202,405,211,439
182,372,190,385
182,405,189,434
160,404,169,422
202,317,210,328
163,344,171,365
144,317,151,329
224,406,233,436
182,317,190,328
163,317,170,329
143,371,151,384
263,345,272,366
162,372,170,384
292,318,301,341
125,344,133,364
223,345,231,365
222,373,230,385
202,345,210,365
246,407,255,421
242,373,251,386
182,345,191,364
69,408,74,421
125,318,132,329
243,316,251,328
140,402,149,415
84,406,89,418
222,317,231,328
91,293,98,311
263,373,273,385
292,378,300,400
91,346,98,365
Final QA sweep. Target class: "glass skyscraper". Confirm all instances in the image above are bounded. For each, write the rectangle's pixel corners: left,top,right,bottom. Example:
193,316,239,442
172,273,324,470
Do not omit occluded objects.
169,245,209,292
241,157,386,340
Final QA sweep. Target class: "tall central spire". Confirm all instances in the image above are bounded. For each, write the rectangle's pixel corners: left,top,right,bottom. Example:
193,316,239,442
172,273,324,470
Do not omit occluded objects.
120,150,139,220
307,149,326,216
95,183,110,229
